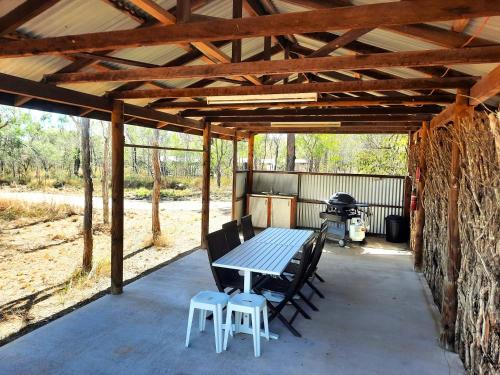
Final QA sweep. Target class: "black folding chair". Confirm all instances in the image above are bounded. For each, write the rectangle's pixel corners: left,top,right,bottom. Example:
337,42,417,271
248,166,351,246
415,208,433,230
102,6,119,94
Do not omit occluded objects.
254,241,314,337
206,229,244,295
241,214,255,241
285,224,327,300
222,220,241,250
292,222,327,283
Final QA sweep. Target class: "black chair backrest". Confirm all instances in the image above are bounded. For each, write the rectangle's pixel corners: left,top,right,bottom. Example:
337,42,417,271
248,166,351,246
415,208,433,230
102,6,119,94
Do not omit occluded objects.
285,240,314,299
206,229,240,291
222,220,241,250
241,215,255,241
306,226,327,279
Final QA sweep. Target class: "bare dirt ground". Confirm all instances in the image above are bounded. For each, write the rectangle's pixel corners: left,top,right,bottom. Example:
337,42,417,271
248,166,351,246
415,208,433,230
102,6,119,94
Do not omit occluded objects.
0,188,231,343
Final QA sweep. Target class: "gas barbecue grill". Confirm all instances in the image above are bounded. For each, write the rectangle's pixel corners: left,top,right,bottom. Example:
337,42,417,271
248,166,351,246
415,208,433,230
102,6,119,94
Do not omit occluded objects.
319,192,371,246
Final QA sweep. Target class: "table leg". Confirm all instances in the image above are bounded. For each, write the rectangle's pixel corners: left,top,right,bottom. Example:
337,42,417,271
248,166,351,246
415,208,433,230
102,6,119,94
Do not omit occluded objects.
243,270,252,293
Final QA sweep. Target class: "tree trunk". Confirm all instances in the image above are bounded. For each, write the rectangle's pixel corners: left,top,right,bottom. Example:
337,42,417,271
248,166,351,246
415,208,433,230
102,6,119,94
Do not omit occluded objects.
286,133,295,171
101,122,110,225
151,129,161,243
81,117,93,273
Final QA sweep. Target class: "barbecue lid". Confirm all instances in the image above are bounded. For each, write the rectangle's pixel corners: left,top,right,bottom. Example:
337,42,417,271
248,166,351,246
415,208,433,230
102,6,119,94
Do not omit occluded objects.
328,192,356,205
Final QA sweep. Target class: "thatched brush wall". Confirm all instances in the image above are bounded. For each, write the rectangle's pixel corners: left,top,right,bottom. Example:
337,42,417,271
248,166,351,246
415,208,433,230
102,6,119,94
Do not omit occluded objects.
412,112,499,374
453,113,499,374
422,126,452,310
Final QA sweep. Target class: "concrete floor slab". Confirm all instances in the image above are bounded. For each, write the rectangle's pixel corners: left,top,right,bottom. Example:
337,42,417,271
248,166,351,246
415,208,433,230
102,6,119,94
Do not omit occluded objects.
0,238,464,375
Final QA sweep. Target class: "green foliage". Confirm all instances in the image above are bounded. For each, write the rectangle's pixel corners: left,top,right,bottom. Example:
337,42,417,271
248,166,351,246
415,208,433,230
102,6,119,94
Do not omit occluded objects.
354,134,408,175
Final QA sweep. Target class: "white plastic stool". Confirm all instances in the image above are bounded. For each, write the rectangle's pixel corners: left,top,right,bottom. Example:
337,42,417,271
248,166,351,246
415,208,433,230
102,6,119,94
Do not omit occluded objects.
185,291,229,353
223,293,269,357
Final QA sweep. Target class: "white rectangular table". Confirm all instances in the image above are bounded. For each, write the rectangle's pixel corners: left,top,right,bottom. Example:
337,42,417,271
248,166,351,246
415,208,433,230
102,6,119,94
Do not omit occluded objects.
212,227,315,338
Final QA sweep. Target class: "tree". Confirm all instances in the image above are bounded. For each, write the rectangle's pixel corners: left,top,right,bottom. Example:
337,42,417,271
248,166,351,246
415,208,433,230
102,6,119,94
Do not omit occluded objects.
77,117,93,273
151,129,161,243
212,138,231,187
286,134,295,171
355,134,408,175
101,121,110,225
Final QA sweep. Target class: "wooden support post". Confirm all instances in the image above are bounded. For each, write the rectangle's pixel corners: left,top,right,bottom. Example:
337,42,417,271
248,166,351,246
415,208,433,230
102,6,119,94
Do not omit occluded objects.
177,0,191,23
201,121,211,248
403,131,412,219
440,88,471,349
232,0,242,63
231,138,238,220
413,122,428,271
111,100,124,295
247,133,254,204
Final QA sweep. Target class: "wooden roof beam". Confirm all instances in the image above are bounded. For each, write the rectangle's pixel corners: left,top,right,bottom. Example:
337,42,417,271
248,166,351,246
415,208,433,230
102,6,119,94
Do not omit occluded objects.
182,106,443,117
431,65,500,126
2,0,499,58
283,0,497,48
128,0,261,85
151,95,455,110
112,76,477,99
205,115,431,123
44,46,500,84
0,72,201,130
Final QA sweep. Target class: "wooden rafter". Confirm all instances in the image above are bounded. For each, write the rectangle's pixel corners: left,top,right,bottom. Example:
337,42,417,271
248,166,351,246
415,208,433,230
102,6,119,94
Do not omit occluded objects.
283,0,497,48
127,0,261,85
151,95,455,110
1,0,499,58
112,77,477,99
431,65,500,126
44,46,500,84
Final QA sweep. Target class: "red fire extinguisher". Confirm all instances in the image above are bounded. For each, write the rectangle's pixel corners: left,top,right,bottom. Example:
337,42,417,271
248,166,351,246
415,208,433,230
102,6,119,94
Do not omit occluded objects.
410,186,417,211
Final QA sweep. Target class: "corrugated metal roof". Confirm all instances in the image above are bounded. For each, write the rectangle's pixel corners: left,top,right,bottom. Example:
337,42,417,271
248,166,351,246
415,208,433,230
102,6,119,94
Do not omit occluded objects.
0,0,498,108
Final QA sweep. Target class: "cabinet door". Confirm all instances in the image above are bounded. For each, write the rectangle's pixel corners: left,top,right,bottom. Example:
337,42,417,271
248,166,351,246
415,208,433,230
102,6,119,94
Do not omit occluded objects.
270,198,291,228
248,196,268,228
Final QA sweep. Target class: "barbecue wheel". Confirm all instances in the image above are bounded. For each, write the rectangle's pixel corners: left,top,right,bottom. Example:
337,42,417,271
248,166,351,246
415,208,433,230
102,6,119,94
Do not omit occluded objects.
338,239,346,247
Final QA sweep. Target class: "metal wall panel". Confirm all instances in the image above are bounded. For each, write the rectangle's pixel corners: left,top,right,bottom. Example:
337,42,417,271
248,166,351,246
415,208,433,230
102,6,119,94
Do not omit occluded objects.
235,171,247,199
252,172,298,195
299,173,404,234
251,172,404,235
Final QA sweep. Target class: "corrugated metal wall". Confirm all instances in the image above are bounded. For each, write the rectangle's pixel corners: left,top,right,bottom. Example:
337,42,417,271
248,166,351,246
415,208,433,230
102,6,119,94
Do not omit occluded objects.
299,174,405,234
233,171,247,223
251,172,405,234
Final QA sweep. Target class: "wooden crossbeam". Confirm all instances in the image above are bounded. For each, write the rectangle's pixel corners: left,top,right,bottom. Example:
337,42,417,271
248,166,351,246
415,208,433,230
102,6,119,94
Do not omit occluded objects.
431,64,500,126
0,72,202,130
205,115,431,123
45,46,500,84
182,107,442,117
120,0,261,85
1,0,499,58
284,0,497,48
469,64,500,106
113,77,477,99
152,95,455,110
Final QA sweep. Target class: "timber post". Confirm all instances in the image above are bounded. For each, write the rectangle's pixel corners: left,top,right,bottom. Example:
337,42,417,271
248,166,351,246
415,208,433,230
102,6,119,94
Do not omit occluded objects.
413,122,428,271
246,133,254,213
231,138,238,220
111,100,124,295
440,88,471,349
201,120,211,249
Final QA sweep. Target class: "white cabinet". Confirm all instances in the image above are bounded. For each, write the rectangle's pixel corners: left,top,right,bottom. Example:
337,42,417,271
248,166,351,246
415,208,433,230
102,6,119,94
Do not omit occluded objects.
247,194,297,228
270,197,293,228
248,195,268,228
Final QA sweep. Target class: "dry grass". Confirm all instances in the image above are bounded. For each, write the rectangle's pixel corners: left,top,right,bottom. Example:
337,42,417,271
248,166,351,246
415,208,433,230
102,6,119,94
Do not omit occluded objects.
0,198,78,223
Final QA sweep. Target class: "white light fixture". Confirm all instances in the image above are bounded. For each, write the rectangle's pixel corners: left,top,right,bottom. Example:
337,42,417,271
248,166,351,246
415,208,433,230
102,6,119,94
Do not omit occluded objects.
206,92,318,105
270,121,341,128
